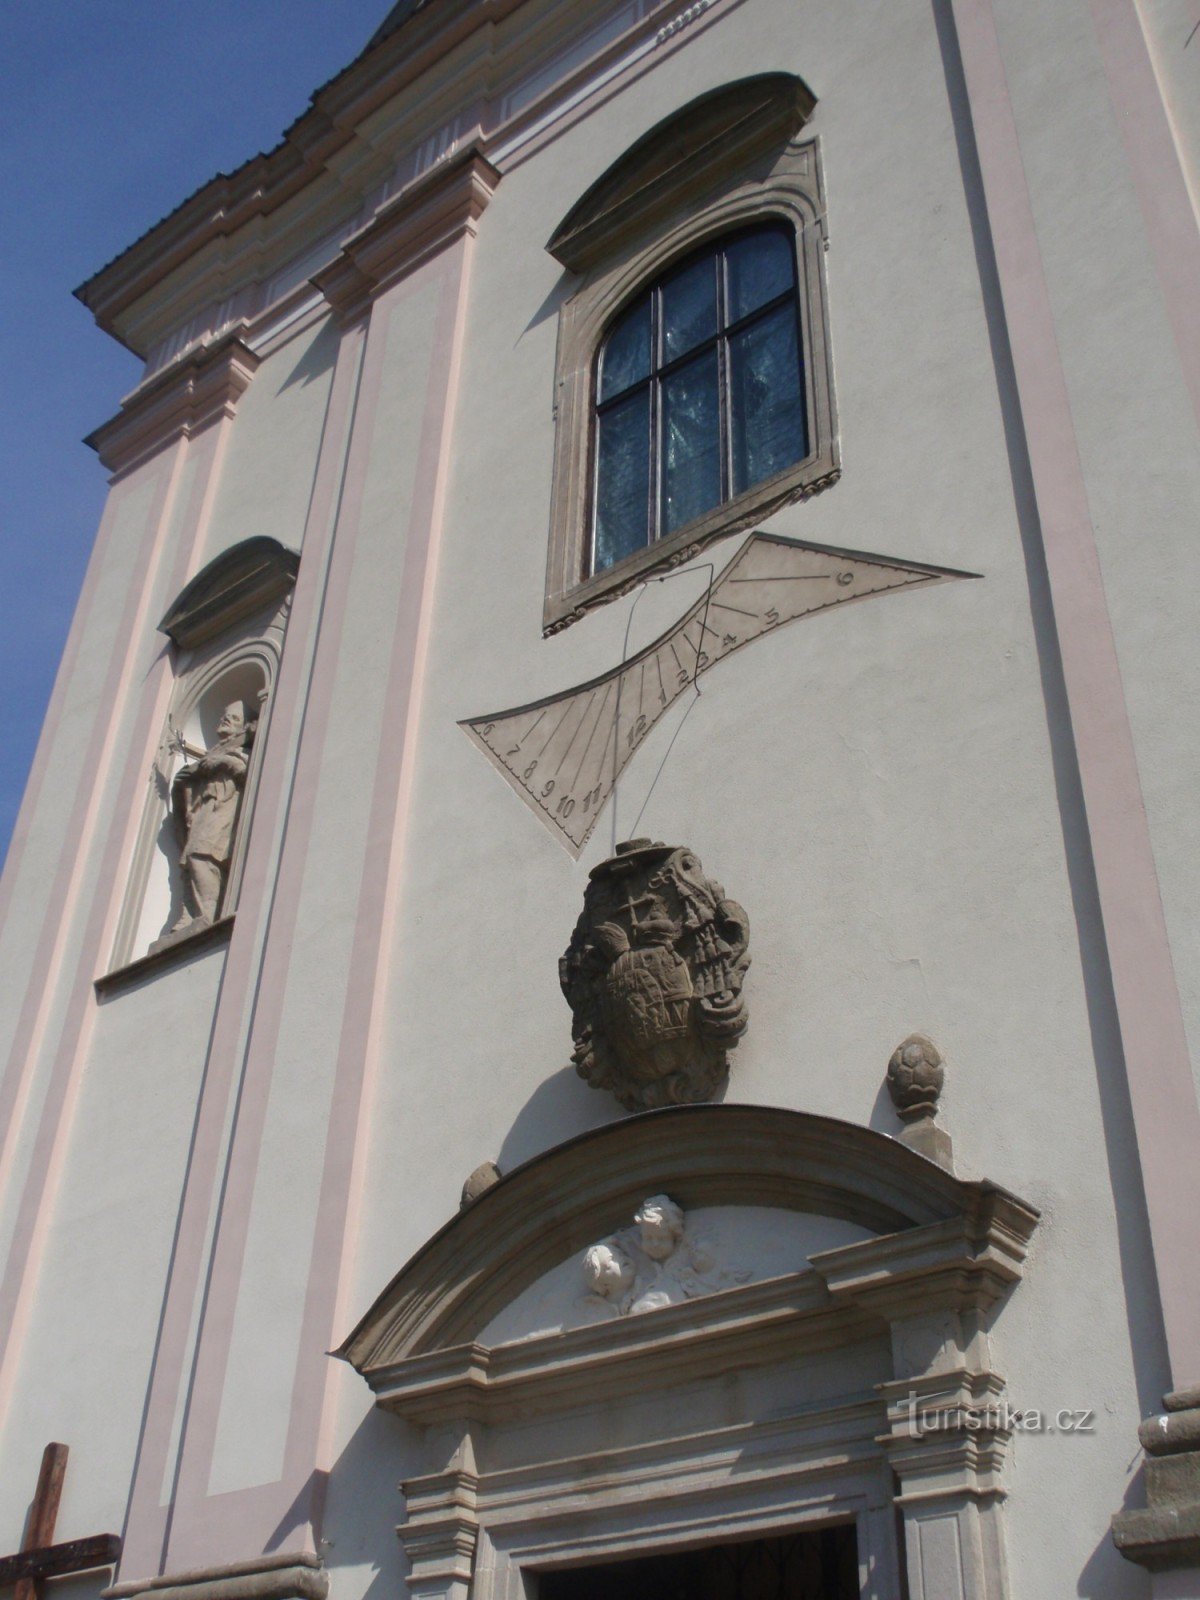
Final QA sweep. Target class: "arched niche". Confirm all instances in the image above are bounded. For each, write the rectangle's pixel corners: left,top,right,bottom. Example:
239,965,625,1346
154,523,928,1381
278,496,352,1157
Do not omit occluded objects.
338,1106,1038,1600
108,539,298,973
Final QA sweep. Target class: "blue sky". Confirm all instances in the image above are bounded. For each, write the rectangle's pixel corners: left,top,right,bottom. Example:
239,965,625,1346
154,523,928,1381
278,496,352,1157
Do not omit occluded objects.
0,0,388,870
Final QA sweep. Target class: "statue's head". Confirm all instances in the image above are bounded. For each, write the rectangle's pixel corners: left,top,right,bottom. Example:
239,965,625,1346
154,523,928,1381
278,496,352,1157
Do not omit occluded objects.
216,702,255,746
634,1194,685,1261
583,1239,634,1299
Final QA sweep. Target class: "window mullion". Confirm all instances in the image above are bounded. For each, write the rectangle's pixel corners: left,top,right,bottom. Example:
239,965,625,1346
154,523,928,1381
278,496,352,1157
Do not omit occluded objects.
650,286,660,544
718,248,732,503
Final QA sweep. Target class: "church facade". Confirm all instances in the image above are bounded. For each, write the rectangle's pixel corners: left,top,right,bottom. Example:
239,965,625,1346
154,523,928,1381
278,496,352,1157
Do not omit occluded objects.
2,2,1199,1598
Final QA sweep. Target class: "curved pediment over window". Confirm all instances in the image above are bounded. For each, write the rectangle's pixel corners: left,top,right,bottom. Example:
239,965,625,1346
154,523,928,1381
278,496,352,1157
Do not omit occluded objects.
546,74,817,273
337,1103,1037,1380
158,536,300,649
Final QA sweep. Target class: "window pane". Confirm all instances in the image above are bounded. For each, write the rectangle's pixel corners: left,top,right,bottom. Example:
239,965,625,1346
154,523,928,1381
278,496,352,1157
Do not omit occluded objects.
726,228,795,324
661,254,717,362
661,347,721,534
599,296,651,402
594,388,651,570
730,301,807,495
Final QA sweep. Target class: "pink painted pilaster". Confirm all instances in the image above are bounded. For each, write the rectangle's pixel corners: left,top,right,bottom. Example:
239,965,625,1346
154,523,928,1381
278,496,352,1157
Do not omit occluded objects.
118,322,369,1579
949,0,1200,1385
160,239,477,1570
0,427,197,1420
0,490,119,929
290,227,477,1521
110,158,500,1581
1087,0,1200,442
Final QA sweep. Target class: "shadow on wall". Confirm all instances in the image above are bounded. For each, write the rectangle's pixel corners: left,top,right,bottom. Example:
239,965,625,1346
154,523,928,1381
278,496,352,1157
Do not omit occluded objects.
276,317,341,397
265,1403,417,1598
1076,1506,1147,1600
931,0,1170,1419
496,1063,620,1174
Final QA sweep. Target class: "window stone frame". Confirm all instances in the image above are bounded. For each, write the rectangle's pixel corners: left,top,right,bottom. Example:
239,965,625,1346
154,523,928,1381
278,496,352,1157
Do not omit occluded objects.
542,75,838,635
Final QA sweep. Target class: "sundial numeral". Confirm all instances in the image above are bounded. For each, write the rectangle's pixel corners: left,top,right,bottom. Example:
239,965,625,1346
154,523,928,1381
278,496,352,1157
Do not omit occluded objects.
460,532,976,856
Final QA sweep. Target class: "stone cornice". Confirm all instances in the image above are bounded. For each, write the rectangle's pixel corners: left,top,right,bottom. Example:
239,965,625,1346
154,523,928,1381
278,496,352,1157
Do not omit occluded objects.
85,331,259,476
71,0,713,358
353,1206,1037,1430
360,1273,878,1426
72,0,505,351
311,148,500,321
103,1552,326,1600
337,1105,1015,1371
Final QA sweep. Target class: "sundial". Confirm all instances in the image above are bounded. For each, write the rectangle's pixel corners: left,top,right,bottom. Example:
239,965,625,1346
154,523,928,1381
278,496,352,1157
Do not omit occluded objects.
462,531,972,856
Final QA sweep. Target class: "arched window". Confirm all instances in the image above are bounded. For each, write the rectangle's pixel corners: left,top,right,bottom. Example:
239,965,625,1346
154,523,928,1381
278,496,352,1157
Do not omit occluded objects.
592,224,807,575
542,77,837,635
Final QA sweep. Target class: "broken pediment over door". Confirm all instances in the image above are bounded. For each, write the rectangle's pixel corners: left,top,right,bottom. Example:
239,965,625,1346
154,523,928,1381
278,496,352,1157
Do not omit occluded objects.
337,1105,1038,1600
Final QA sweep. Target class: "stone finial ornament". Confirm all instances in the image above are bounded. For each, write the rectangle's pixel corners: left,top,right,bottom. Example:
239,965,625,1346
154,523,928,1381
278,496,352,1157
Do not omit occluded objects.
580,1193,750,1319
460,1160,502,1210
886,1033,953,1171
1112,1385,1200,1573
560,840,750,1112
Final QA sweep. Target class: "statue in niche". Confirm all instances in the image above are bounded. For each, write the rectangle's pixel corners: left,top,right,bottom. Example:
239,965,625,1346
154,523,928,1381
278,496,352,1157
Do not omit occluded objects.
581,1194,751,1320
560,840,750,1111
169,702,256,931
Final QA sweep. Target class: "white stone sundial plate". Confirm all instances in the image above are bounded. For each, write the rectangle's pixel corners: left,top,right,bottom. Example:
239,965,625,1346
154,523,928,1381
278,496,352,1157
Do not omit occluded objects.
461,531,975,856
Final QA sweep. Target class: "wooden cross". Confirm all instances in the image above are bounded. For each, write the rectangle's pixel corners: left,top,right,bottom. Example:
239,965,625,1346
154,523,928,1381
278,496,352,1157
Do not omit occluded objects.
0,1444,121,1600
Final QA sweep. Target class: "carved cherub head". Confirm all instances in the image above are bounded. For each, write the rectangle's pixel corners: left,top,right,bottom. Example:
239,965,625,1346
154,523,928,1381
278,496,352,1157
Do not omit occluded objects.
582,1239,635,1300
634,1194,685,1262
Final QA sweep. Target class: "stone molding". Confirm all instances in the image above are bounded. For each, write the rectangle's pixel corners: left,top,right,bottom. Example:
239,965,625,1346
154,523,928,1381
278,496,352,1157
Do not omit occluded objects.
339,1106,1038,1600
158,538,300,650
94,915,234,998
76,0,687,357
103,1551,327,1600
1113,1387,1200,1574
546,74,815,273
540,77,838,633
85,330,259,476
311,148,500,322
336,1104,1021,1369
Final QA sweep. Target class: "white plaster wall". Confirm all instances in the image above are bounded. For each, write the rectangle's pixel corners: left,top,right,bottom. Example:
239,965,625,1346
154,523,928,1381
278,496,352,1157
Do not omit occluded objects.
987,0,1200,1096
1138,0,1200,221
0,0,1189,1594
340,3,1162,1596
206,268,446,1500
196,319,339,571
0,949,226,1546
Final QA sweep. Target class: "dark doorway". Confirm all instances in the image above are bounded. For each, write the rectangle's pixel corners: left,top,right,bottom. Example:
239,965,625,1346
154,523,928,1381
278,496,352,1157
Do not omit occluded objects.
536,1525,859,1599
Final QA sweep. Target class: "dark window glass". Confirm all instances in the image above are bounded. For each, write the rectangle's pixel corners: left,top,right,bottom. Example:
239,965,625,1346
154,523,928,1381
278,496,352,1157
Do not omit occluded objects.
594,388,651,571
726,227,795,322
662,346,722,532
537,1525,860,1600
590,224,806,576
730,301,807,495
661,254,717,361
599,294,651,402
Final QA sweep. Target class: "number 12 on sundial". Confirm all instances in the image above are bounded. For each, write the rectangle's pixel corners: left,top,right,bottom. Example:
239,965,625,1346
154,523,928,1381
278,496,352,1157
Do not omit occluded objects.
461,530,974,856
